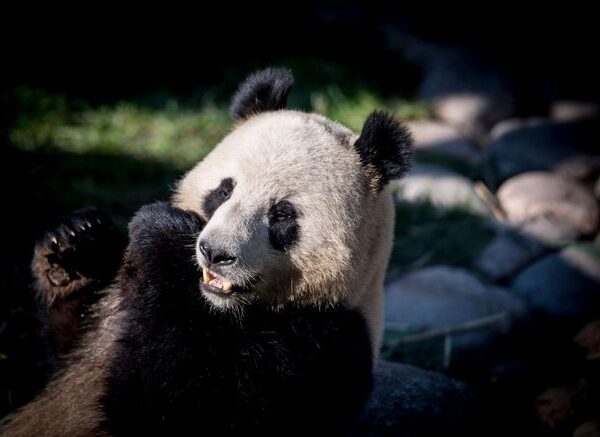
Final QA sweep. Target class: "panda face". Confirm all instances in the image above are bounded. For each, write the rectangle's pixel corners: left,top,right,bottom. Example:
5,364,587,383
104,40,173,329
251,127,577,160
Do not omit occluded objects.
175,111,367,309
173,68,412,311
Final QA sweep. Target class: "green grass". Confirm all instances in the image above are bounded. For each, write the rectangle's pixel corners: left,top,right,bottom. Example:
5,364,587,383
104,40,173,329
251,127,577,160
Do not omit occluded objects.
9,89,231,171
9,84,429,167
311,86,430,132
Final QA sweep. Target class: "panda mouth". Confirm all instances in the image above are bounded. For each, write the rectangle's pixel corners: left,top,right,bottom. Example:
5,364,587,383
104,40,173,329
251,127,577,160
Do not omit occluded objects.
201,268,237,296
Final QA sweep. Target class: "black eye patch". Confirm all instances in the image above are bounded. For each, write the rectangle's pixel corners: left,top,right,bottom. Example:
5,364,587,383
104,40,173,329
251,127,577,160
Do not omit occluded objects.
202,178,235,218
268,200,299,252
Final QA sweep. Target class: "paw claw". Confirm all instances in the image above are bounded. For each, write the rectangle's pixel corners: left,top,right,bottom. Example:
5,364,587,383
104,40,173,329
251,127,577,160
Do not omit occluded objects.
34,207,124,298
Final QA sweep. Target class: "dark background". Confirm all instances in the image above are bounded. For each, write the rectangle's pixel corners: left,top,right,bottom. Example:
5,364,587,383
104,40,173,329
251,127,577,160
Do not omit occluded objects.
4,4,599,103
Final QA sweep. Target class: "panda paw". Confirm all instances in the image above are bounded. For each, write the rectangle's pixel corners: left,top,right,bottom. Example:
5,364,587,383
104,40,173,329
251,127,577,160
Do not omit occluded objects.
127,202,204,246
32,207,125,303
120,202,204,291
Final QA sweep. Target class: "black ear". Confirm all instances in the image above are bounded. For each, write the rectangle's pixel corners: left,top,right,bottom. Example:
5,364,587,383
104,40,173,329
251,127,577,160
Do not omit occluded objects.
230,67,294,120
354,111,413,189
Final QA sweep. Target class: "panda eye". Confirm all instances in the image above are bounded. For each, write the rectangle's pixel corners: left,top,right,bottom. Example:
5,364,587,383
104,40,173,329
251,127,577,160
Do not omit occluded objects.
203,178,235,218
220,186,232,199
273,209,291,221
268,200,299,251
269,200,296,222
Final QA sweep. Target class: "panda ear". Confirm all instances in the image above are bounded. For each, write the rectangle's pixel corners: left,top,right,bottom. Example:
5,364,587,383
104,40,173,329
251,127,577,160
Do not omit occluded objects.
230,67,294,120
353,111,413,189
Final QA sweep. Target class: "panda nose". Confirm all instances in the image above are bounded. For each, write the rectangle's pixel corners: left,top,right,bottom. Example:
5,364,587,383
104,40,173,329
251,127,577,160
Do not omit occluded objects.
198,240,237,266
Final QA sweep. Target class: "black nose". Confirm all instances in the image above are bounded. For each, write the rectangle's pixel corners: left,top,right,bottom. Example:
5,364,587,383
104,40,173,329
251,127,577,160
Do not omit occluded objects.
198,240,236,266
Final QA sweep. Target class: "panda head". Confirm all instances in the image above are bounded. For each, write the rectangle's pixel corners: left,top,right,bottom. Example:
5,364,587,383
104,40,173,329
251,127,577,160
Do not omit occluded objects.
174,68,412,310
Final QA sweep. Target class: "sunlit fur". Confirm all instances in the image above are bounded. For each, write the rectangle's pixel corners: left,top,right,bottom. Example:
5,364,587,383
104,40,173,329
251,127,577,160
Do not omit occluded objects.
2,289,123,436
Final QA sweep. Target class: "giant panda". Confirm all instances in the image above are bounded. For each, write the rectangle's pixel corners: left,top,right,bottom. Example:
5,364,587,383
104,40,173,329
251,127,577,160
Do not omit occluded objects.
2,68,412,436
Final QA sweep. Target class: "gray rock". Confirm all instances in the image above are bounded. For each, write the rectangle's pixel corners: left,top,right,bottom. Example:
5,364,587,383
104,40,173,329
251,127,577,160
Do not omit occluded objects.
357,360,482,437
489,117,547,141
484,118,599,187
407,120,482,166
387,35,516,139
514,217,582,246
511,243,600,320
415,52,515,139
384,267,527,351
551,100,599,122
429,93,514,140
562,243,600,283
497,172,600,244
553,155,600,183
476,227,547,281
392,164,491,216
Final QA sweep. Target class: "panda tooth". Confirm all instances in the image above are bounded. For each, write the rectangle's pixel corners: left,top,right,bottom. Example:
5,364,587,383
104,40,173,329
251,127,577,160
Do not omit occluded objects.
203,268,214,284
222,281,233,292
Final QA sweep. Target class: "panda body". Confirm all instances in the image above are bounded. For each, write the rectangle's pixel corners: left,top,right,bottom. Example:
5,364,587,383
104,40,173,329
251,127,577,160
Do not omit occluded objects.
2,68,412,436
104,204,372,436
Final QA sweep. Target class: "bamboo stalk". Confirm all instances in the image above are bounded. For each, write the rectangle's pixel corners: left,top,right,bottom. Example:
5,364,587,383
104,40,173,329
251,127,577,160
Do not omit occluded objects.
388,312,508,346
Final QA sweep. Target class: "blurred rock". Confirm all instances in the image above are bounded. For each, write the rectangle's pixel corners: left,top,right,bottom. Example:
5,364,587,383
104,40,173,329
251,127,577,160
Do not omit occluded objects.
485,119,599,186
393,164,491,216
497,172,599,244
574,319,600,360
357,360,482,436
489,117,547,141
551,100,599,122
511,243,600,320
562,243,600,283
535,382,586,428
430,93,514,140
475,227,546,282
554,155,600,183
574,420,600,437
515,218,582,246
385,266,527,351
407,120,481,165
415,51,515,139
388,33,518,139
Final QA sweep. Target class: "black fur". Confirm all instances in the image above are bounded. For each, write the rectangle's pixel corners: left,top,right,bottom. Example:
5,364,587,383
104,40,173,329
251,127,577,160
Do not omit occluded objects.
230,68,294,120
354,111,413,188
103,202,372,436
202,177,235,218
268,200,299,251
